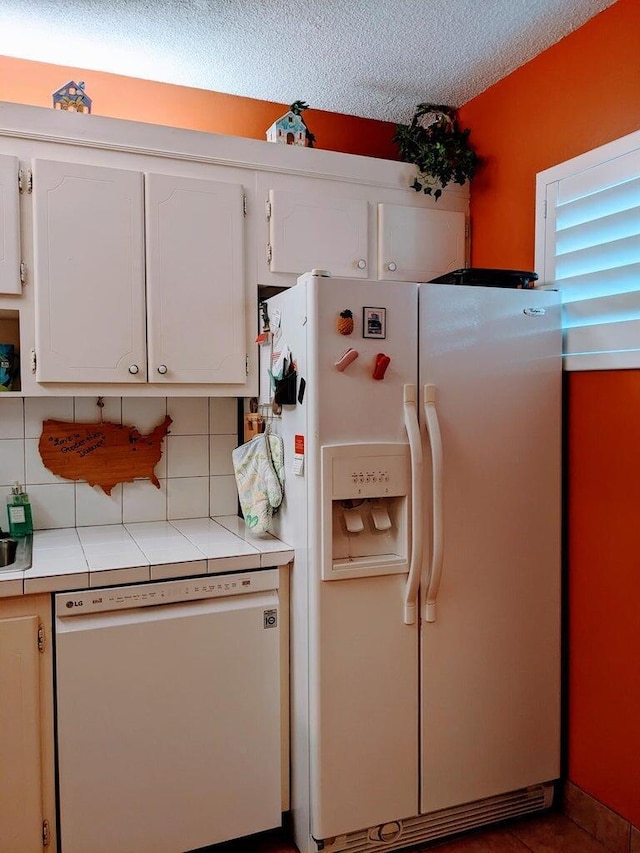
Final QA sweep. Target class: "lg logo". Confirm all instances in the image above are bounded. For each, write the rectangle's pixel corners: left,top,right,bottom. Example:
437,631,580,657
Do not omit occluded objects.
65,600,84,609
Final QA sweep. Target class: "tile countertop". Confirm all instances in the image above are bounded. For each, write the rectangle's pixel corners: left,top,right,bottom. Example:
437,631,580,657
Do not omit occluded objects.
0,517,294,597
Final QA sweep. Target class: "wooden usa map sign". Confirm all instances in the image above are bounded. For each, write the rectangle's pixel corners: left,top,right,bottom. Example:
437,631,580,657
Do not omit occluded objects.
39,416,172,495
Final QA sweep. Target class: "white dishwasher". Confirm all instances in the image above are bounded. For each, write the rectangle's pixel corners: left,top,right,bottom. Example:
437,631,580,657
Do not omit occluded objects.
54,569,282,853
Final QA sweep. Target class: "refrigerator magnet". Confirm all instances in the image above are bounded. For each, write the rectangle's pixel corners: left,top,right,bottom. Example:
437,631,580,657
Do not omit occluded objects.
292,434,305,476
334,348,359,372
363,307,386,339
372,352,391,380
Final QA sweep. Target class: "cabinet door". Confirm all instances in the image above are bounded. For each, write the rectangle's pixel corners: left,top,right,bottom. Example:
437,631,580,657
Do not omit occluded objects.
0,154,21,295
146,173,246,384
33,159,147,382
0,615,43,853
378,204,466,282
269,188,369,278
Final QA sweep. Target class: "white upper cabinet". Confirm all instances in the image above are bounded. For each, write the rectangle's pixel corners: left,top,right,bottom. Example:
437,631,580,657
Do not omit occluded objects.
0,101,470,394
0,154,22,295
260,175,467,288
33,159,147,383
32,162,247,385
268,188,369,278
145,173,246,384
378,204,466,282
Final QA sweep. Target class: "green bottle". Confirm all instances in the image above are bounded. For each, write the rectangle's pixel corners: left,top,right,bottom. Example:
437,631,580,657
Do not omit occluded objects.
6,482,33,537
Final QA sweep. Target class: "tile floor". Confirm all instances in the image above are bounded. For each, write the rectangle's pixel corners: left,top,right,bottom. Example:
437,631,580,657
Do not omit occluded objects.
206,812,611,852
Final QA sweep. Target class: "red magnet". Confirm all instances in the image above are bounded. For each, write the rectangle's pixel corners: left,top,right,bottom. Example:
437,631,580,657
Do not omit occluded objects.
372,353,391,380
335,348,359,372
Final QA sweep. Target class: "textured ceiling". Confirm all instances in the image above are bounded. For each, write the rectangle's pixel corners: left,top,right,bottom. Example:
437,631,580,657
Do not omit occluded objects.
0,0,617,123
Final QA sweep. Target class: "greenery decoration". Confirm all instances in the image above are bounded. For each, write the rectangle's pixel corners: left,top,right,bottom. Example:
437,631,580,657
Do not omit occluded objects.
289,100,316,148
393,103,478,200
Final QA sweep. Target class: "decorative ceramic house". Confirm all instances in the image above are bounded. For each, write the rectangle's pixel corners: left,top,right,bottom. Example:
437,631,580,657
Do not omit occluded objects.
52,81,92,113
266,110,307,146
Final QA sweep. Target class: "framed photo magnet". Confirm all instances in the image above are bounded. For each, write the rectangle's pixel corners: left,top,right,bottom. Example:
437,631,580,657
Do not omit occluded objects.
363,306,386,339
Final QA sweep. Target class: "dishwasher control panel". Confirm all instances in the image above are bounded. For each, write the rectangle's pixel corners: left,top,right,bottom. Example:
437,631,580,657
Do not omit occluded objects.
55,568,279,616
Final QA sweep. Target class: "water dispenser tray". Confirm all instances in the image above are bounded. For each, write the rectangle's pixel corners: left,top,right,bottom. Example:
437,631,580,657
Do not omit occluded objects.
331,553,407,578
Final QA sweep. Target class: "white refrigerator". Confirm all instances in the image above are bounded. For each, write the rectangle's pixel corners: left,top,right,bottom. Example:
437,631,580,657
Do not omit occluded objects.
266,271,561,853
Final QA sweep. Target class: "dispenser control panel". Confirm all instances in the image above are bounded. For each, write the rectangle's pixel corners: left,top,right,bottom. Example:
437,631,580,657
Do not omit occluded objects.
332,454,409,499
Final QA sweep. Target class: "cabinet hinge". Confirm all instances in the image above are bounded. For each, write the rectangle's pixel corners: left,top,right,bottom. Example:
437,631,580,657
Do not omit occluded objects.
242,194,247,217
465,219,470,239
246,354,249,376
42,818,50,847
543,198,548,219
37,622,46,653
265,199,272,220
20,261,27,285
267,243,272,264
30,348,37,374
18,169,33,194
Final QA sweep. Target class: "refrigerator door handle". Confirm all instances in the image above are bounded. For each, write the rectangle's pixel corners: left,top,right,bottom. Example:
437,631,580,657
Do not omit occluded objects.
403,383,424,625
424,384,444,622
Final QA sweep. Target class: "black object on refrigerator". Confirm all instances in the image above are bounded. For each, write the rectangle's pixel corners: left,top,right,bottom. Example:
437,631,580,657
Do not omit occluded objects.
429,268,538,289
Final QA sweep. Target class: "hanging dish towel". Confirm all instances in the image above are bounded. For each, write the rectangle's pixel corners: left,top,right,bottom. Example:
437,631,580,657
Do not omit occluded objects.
232,432,285,533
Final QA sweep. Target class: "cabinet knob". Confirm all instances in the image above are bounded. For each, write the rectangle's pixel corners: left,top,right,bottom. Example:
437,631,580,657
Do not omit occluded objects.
128,364,140,375
157,364,168,375
387,262,398,272
357,259,367,270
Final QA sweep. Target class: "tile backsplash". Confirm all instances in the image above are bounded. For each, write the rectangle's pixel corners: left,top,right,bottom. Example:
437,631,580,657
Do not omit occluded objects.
0,397,240,530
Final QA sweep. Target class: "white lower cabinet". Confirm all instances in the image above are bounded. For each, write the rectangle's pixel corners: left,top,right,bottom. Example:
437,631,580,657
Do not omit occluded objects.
0,595,56,853
33,160,247,385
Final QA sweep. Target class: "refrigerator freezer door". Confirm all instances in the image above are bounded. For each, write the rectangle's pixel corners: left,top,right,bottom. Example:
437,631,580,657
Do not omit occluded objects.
309,276,419,446
418,284,562,815
311,573,419,839
297,276,421,840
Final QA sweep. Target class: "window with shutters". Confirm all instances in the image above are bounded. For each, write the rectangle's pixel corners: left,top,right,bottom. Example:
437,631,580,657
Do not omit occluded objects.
535,129,640,370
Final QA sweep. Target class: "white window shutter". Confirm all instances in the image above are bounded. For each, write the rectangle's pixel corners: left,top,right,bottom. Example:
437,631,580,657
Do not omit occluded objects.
535,131,640,370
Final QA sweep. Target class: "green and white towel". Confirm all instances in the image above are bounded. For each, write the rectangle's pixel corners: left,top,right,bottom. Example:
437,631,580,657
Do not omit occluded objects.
232,432,285,533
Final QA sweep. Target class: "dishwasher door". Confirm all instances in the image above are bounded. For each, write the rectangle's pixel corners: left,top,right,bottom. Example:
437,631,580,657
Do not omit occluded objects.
55,570,281,853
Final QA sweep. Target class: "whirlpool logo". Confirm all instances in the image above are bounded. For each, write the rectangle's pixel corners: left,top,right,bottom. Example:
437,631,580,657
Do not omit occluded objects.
523,307,546,317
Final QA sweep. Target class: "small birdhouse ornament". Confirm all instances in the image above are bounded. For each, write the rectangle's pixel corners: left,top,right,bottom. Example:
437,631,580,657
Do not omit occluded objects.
52,81,92,113
266,100,316,147
266,110,307,146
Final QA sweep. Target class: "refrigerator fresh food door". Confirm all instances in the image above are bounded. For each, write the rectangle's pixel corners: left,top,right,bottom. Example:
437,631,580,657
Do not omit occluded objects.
418,283,561,815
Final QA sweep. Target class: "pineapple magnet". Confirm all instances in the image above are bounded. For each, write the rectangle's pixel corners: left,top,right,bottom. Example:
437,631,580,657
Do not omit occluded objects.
336,309,354,335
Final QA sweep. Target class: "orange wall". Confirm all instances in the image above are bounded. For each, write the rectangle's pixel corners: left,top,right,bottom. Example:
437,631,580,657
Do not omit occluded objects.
567,372,640,824
460,0,640,826
0,56,400,160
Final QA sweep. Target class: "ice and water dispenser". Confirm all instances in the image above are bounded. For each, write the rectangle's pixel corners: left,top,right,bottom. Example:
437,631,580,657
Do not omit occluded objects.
320,443,411,580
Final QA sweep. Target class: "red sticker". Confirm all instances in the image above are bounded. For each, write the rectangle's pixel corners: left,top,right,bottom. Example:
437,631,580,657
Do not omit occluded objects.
295,434,305,455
